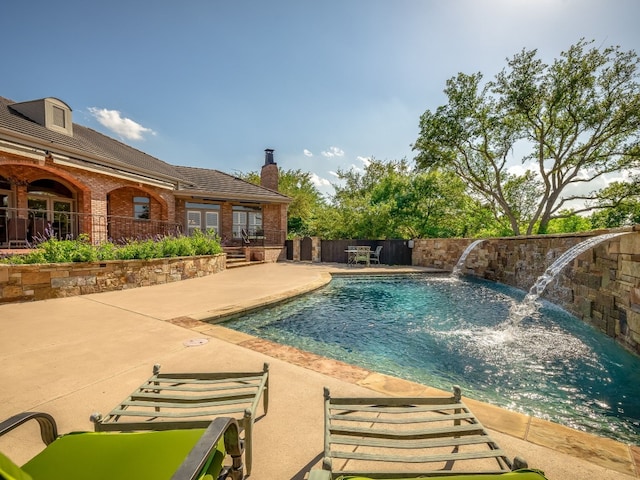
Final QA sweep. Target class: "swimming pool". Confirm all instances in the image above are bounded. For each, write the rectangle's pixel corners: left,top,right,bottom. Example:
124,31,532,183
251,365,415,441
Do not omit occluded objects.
224,274,640,445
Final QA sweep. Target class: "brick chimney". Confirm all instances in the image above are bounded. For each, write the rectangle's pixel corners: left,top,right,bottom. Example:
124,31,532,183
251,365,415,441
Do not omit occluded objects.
260,148,279,191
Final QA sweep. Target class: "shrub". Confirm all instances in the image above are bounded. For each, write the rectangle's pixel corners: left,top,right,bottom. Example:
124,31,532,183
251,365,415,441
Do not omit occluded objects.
0,232,222,264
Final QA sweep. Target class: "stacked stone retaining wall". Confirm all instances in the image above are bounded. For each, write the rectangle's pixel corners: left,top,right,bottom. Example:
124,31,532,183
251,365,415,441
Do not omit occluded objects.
412,227,640,356
0,254,225,303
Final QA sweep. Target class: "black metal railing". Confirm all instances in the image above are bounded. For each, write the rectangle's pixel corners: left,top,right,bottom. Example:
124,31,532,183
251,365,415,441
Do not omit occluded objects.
0,208,286,249
0,208,181,248
231,228,286,247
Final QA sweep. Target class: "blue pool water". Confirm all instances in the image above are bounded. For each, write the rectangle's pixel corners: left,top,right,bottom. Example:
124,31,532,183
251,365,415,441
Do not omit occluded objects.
224,274,640,445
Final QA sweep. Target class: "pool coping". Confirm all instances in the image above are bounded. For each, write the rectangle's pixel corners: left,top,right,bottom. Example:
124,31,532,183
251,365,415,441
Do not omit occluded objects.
171,266,640,478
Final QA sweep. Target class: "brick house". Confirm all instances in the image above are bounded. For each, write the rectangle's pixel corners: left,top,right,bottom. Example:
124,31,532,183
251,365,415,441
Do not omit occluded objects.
0,96,290,259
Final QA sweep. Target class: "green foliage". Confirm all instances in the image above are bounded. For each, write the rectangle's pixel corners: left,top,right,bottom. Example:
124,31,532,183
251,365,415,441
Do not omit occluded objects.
589,178,640,228
1,230,222,264
237,168,327,237
318,158,491,239
545,211,593,234
414,38,640,235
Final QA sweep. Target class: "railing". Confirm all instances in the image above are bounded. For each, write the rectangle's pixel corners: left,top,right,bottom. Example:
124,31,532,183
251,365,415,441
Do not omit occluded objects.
0,208,181,248
232,228,286,247
0,208,287,249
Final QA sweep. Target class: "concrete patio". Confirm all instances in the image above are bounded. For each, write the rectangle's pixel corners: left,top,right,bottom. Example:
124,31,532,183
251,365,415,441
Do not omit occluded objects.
1,262,638,479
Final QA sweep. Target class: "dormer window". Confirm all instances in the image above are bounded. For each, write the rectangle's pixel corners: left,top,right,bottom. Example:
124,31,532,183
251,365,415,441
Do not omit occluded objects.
52,105,66,128
9,97,73,136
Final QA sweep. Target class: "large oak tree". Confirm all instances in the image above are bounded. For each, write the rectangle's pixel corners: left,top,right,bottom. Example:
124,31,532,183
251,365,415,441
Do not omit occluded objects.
413,39,640,235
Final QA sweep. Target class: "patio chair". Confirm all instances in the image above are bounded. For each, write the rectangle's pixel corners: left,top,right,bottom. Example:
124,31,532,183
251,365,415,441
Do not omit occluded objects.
309,386,547,480
92,363,269,476
354,246,371,266
0,411,244,480
370,245,383,264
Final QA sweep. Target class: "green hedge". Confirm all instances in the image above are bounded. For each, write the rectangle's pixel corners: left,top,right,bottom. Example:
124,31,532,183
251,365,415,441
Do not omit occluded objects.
1,230,222,264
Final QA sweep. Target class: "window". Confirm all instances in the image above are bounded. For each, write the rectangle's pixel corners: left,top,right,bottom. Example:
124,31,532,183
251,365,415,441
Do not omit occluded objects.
185,202,219,235
232,206,262,238
205,211,219,233
52,105,66,128
187,211,201,235
133,196,150,220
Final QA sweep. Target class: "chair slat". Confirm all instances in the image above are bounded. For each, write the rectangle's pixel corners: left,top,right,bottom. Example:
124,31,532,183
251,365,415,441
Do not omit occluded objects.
329,434,499,450
328,412,475,425
331,448,508,464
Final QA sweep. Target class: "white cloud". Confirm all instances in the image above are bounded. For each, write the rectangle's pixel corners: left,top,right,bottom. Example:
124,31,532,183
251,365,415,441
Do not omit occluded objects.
357,155,371,167
303,149,313,157
328,171,339,177
88,107,156,141
310,172,331,187
321,146,345,158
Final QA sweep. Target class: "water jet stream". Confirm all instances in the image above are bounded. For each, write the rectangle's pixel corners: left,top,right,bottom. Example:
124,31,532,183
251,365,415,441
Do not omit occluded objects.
452,239,485,277
509,232,629,323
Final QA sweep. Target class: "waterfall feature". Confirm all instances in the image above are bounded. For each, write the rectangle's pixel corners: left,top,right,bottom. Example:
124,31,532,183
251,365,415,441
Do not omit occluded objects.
509,232,629,322
451,239,484,277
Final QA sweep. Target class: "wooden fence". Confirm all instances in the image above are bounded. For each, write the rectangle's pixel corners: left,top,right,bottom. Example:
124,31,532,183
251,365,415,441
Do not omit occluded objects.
320,239,412,265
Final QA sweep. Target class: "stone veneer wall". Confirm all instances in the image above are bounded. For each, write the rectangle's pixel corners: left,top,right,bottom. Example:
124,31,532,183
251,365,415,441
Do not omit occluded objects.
412,227,640,356
0,254,225,303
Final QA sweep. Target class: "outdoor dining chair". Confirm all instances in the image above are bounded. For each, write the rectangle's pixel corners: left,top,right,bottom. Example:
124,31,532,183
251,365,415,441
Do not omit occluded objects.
370,245,383,264
0,412,244,480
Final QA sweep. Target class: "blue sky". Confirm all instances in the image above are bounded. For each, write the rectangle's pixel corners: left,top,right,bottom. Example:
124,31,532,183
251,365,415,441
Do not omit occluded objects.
2,0,639,197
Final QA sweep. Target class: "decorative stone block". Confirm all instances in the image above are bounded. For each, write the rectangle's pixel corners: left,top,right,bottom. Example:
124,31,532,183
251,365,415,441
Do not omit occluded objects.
21,271,51,285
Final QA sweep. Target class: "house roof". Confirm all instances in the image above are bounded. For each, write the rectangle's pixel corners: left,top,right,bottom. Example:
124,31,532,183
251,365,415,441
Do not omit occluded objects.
174,165,291,203
0,96,185,182
0,96,289,203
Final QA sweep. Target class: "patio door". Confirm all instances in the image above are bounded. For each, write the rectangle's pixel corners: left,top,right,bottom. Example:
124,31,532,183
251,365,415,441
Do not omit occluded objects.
28,197,74,240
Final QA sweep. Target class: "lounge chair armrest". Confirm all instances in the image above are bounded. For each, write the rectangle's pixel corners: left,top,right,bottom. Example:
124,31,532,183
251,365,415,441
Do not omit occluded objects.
171,417,244,480
0,412,58,445
308,469,332,480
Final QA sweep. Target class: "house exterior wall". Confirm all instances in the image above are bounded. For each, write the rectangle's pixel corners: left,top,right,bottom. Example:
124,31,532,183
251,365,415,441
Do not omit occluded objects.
262,203,287,242
2,153,286,245
1,153,180,243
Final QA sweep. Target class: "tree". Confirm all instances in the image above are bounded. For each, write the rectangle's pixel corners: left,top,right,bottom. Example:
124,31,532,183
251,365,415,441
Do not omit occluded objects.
589,177,640,228
323,158,480,239
237,169,326,237
414,39,640,235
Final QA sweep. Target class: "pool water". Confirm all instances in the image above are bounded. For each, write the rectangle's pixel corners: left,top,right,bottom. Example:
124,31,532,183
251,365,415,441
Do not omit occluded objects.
224,274,640,445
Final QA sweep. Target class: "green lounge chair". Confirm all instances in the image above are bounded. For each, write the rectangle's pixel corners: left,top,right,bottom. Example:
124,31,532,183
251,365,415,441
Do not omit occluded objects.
309,386,549,480
91,363,269,476
0,412,243,480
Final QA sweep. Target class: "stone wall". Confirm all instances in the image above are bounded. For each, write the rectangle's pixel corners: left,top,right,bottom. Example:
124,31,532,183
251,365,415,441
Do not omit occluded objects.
0,254,225,303
412,227,640,356
248,246,286,263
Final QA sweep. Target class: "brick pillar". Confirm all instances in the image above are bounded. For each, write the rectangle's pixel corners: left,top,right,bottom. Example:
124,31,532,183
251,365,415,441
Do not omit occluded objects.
91,195,108,243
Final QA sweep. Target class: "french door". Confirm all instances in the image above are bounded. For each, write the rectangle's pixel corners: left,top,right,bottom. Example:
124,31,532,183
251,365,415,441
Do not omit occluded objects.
28,197,74,239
